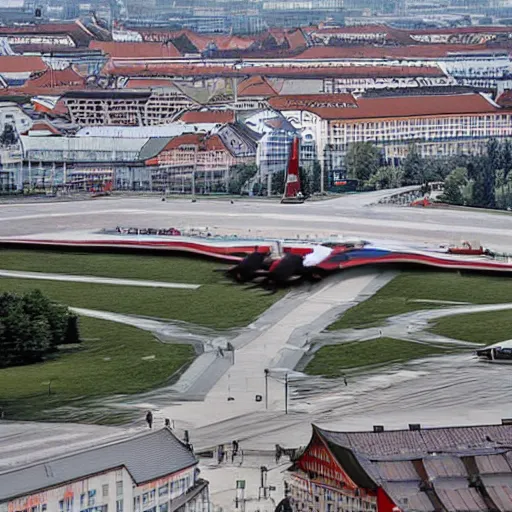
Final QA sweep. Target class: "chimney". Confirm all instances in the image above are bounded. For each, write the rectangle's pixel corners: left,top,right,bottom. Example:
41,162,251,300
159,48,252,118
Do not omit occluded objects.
373,425,384,433
409,424,421,431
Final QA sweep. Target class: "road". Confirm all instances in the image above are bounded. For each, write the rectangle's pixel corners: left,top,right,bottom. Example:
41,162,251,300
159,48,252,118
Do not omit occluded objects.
0,192,511,251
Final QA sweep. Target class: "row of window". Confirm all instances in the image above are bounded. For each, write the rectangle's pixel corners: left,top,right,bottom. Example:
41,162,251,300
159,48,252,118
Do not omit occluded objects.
133,476,192,512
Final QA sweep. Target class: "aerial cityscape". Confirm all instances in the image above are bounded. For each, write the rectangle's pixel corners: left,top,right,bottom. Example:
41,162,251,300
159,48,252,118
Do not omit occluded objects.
1,0,512,510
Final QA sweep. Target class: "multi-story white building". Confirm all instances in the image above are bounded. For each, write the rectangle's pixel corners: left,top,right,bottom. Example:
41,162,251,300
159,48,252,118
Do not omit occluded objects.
0,428,209,512
269,91,512,168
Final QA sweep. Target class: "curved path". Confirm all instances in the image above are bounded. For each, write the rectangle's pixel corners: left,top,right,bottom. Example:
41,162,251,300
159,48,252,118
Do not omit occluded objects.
313,302,512,349
0,269,200,289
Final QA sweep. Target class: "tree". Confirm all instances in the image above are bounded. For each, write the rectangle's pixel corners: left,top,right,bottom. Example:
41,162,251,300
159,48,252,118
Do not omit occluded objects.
402,145,425,185
299,166,312,197
344,142,380,182
227,163,258,195
271,170,285,195
311,160,322,194
0,290,80,368
502,140,512,180
441,167,468,205
367,166,404,190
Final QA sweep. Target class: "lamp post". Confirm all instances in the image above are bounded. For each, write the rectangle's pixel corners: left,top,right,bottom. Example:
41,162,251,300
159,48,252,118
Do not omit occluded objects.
284,373,289,415
264,368,269,410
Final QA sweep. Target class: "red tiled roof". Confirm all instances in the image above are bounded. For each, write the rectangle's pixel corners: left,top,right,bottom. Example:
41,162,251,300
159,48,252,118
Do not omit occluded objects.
0,56,47,74
316,423,512,458
103,60,444,78
497,90,512,108
136,28,256,52
22,67,85,89
238,76,277,98
146,133,228,165
89,41,181,58
179,110,235,124
269,92,498,120
0,21,96,46
22,120,62,136
285,29,307,51
294,44,495,59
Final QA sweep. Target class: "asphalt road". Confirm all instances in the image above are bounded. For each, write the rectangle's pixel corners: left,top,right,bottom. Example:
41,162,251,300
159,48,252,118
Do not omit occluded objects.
0,192,511,252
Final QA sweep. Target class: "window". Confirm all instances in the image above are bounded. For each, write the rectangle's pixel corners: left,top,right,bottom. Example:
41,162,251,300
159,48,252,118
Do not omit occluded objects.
133,496,141,512
142,493,149,506
88,490,96,507
149,490,155,502
116,480,123,497
41,506,47,512
116,500,123,512
81,494,85,508
103,484,109,497
158,484,168,497
159,505,168,512
59,501,64,512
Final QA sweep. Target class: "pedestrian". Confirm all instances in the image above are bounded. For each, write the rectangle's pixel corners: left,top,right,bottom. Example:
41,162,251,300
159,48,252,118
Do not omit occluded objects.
344,376,348,386
379,329,382,337
232,440,239,461
145,410,153,429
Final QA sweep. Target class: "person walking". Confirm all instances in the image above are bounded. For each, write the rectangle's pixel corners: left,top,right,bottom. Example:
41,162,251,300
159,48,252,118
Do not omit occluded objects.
145,410,153,429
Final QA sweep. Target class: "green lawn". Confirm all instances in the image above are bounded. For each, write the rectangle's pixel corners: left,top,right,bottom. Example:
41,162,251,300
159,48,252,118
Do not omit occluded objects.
329,271,512,330
0,250,283,329
429,309,512,345
0,250,229,284
0,278,280,329
305,337,455,378
0,317,194,421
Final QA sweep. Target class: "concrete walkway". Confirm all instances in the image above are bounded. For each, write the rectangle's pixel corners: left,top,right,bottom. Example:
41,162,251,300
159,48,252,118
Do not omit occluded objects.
0,269,200,289
315,301,512,350
153,270,389,432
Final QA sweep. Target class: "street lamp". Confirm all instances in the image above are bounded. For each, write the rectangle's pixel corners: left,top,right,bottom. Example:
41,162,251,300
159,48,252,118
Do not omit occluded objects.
284,373,289,415
264,368,269,410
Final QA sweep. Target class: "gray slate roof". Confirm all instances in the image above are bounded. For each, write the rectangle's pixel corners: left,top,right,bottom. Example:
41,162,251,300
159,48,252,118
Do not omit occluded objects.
0,428,197,502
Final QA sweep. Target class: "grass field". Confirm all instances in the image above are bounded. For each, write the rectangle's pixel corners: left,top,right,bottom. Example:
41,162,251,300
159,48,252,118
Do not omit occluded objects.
329,270,512,330
429,309,512,345
0,250,230,284
305,337,456,378
0,251,282,329
0,317,194,421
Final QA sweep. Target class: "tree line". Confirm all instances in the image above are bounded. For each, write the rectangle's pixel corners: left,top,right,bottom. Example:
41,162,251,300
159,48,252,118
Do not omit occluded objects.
0,290,80,368
344,139,512,211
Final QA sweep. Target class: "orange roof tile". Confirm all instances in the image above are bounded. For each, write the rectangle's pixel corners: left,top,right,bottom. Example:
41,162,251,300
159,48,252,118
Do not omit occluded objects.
237,76,277,98
285,29,307,51
179,110,235,124
269,92,498,120
146,133,229,164
22,67,85,89
103,60,444,78
22,120,62,135
497,90,512,108
0,56,47,74
89,41,181,58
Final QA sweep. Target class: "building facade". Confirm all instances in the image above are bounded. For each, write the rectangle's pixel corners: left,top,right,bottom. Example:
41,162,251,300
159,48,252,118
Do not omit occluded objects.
288,422,512,512
269,92,512,170
0,428,209,512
